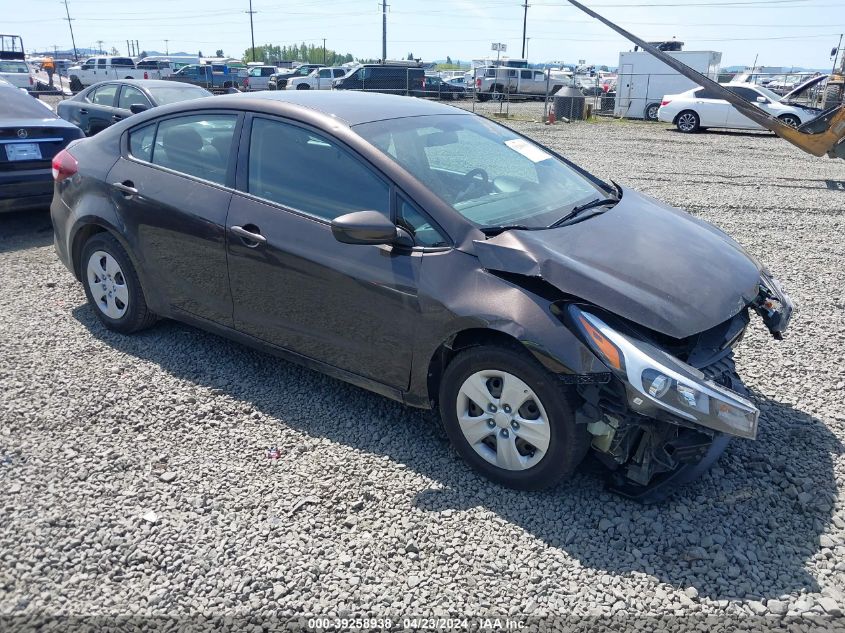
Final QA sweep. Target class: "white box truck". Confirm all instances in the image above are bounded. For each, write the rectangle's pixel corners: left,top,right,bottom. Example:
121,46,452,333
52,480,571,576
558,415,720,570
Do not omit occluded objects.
614,50,721,120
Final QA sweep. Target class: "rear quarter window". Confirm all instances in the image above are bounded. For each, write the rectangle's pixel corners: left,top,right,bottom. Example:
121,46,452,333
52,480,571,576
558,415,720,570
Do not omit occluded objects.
129,123,156,162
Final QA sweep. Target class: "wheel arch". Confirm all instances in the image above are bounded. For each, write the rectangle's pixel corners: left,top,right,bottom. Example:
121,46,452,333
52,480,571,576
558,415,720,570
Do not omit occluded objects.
420,326,583,411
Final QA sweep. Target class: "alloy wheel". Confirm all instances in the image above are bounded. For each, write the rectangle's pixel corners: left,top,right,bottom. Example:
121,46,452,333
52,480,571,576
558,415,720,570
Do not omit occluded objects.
677,113,697,132
455,370,551,471
86,250,129,319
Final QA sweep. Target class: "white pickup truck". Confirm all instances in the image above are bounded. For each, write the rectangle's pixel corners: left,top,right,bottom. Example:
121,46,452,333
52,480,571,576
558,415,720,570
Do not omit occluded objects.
286,67,349,90
68,56,171,92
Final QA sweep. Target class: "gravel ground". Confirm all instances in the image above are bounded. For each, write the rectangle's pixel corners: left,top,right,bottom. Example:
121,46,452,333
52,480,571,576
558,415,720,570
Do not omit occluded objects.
2,114,845,631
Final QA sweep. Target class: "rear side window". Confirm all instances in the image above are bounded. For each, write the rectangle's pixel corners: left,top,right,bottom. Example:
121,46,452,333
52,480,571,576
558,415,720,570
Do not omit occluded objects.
149,114,238,185
129,123,156,162
89,84,118,106
333,69,346,78
246,117,389,221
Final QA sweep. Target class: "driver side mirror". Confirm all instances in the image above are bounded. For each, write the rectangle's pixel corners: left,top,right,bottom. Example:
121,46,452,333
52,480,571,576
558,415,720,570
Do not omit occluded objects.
331,210,413,248
129,104,148,114
756,96,768,104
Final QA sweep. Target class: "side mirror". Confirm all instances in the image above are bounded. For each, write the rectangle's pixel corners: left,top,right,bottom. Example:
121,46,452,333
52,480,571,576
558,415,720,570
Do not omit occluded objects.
756,96,768,103
129,104,148,114
331,210,411,247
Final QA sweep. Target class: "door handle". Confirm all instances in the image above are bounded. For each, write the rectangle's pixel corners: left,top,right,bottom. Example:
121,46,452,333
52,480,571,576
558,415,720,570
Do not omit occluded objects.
79,108,88,114
230,225,267,246
112,181,138,196
112,115,123,121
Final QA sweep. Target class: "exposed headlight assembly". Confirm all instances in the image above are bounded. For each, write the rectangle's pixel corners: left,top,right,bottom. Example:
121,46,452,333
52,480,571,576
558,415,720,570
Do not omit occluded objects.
568,305,759,440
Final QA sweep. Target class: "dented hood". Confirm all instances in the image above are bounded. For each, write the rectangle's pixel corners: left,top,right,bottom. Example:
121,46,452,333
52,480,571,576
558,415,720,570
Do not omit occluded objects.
473,187,761,339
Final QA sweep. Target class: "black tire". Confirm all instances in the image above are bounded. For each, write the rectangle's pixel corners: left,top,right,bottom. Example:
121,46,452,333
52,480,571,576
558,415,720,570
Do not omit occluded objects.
676,110,700,133
778,113,801,128
296,83,310,90
80,233,157,334
69,76,83,93
644,102,660,121
477,92,490,102
438,345,590,491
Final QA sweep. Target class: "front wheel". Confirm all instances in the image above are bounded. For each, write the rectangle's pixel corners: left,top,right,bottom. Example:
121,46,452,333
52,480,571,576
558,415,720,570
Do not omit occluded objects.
438,346,589,490
676,110,700,133
81,233,157,334
778,113,801,128
69,76,83,93
296,83,310,90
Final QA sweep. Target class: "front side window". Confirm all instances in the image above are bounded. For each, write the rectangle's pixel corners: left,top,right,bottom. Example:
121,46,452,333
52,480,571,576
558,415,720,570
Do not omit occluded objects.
246,117,389,221
319,69,331,78
89,84,118,106
356,114,603,230
118,86,150,110
150,114,238,185
398,199,449,247
521,70,532,79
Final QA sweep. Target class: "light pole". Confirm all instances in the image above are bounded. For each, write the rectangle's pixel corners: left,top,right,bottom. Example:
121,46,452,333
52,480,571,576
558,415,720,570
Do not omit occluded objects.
246,0,257,62
62,0,79,61
521,1,529,59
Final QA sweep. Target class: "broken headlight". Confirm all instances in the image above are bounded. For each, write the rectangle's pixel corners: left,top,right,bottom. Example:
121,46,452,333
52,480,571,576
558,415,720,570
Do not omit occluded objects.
568,306,759,440
754,270,793,339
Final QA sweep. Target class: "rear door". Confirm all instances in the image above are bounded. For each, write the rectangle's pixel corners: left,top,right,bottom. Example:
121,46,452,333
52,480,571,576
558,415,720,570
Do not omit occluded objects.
315,67,332,89
225,115,422,388
83,83,121,134
691,86,730,128
105,111,241,325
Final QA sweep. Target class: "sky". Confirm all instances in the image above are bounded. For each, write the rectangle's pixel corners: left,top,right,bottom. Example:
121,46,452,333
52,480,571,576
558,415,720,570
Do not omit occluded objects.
7,0,845,69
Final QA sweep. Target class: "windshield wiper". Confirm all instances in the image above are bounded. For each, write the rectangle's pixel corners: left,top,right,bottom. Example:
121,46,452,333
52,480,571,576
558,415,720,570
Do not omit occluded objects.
548,197,618,228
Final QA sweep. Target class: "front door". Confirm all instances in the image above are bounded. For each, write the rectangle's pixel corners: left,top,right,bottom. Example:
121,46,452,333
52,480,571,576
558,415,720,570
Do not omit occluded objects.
724,86,767,130
106,111,241,326
226,116,421,388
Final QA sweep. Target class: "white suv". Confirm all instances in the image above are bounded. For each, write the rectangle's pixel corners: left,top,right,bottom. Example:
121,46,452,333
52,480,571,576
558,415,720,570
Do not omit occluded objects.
657,82,818,133
286,67,348,90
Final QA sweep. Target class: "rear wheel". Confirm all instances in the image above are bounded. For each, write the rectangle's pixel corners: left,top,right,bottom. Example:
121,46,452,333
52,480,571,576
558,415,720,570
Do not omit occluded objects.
644,102,660,121
81,233,157,334
676,110,700,133
438,345,589,490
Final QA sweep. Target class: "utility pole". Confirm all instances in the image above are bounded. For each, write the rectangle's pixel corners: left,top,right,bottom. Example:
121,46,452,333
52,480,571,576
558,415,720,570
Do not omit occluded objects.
135,40,140,56
62,0,79,61
126,40,131,56
381,0,388,62
246,0,257,62
96,39,104,54
521,1,529,59
323,38,327,64
164,39,169,55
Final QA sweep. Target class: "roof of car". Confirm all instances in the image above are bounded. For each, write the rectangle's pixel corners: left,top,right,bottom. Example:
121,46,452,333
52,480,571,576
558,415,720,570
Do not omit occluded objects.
96,79,199,88
206,90,471,126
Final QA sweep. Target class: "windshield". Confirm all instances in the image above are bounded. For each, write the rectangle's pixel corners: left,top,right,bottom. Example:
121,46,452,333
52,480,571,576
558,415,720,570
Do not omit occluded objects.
355,114,603,229
147,85,212,105
755,86,782,102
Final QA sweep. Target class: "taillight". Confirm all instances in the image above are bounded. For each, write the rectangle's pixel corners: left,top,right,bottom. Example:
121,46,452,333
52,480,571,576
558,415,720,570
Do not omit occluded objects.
52,149,78,182
243,77,249,87
476,78,481,88
144,71,149,79
30,76,34,85
660,99,671,106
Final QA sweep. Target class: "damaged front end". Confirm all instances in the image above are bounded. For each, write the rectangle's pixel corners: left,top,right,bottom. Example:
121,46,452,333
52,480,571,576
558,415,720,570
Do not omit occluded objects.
556,281,792,501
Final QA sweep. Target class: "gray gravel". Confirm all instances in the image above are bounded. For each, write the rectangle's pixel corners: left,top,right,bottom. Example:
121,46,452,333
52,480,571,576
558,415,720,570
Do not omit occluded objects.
1,115,845,629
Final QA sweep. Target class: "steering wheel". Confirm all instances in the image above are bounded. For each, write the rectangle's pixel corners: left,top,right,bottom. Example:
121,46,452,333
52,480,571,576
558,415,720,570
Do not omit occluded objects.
455,168,491,203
